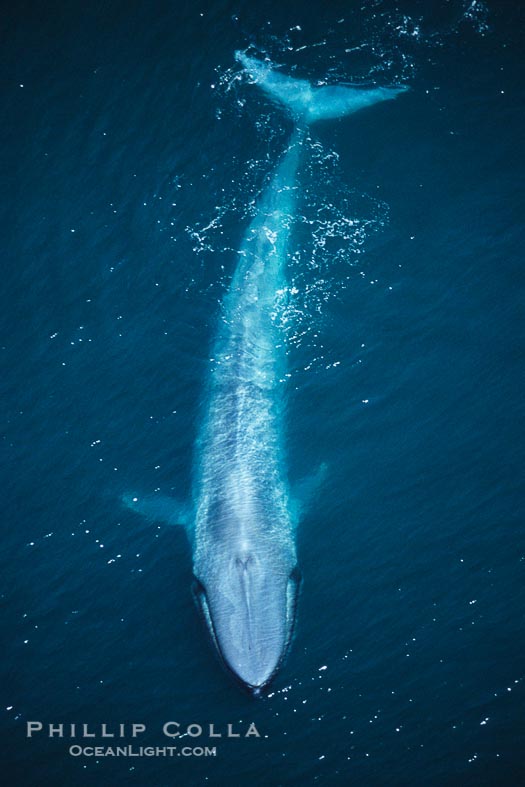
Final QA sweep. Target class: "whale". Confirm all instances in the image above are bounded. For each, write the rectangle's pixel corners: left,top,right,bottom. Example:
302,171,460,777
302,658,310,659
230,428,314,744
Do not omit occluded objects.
124,53,408,694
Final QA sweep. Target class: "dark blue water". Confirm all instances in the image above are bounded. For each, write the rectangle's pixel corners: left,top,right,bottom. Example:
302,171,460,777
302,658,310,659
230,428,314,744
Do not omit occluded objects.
2,1,524,785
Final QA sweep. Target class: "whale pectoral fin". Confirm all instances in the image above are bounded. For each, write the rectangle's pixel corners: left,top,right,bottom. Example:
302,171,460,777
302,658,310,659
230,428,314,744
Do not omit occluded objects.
292,462,329,523
121,492,192,529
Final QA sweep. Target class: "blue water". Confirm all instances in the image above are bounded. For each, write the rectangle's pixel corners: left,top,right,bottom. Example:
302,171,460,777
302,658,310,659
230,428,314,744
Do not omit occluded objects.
2,1,524,785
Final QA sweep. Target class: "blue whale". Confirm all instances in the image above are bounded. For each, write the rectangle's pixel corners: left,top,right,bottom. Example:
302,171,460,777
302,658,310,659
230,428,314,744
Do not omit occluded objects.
124,53,407,693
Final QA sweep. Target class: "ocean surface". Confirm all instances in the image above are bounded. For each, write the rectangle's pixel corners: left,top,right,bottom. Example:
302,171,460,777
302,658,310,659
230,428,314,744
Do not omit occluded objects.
2,1,524,785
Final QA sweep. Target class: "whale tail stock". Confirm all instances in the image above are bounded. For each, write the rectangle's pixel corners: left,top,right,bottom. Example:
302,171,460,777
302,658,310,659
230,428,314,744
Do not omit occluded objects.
235,51,408,124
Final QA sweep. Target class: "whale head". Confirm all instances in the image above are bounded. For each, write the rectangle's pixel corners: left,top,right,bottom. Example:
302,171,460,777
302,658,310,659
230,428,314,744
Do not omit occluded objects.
193,550,300,693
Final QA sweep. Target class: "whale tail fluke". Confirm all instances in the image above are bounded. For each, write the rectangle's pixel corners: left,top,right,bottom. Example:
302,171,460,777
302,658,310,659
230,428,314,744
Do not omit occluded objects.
235,51,408,124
